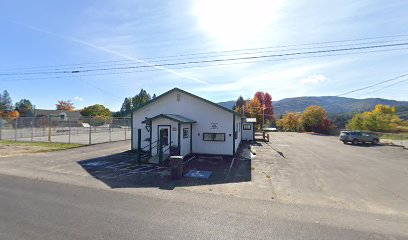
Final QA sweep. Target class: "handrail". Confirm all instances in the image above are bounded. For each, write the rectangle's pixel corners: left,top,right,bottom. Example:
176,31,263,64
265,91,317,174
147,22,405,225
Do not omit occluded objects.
162,141,173,153
140,140,158,151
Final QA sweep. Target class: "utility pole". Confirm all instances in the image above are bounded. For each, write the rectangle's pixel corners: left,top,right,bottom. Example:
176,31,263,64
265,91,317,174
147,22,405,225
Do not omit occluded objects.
262,107,265,130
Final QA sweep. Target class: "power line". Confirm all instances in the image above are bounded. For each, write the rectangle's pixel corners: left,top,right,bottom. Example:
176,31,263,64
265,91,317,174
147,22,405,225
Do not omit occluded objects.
2,36,408,73
355,78,408,97
1,42,408,77
73,75,123,100
336,73,408,96
1,46,407,82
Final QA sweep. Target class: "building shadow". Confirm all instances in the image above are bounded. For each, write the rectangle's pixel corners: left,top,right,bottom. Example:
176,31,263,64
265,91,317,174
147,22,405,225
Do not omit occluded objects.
77,142,253,190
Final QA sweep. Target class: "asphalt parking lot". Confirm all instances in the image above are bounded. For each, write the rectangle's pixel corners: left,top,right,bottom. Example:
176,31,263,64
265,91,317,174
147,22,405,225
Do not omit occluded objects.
0,133,407,217
260,132,408,216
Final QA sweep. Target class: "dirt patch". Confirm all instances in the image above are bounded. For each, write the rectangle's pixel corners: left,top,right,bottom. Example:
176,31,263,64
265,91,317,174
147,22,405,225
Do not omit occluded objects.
0,144,48,157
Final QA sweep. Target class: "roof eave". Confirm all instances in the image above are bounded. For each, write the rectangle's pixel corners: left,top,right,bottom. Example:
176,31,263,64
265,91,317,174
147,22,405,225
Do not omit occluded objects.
133,88,244,117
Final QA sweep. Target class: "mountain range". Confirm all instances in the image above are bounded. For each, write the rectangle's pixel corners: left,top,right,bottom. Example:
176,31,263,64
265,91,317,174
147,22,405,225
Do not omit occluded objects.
218,96,408,116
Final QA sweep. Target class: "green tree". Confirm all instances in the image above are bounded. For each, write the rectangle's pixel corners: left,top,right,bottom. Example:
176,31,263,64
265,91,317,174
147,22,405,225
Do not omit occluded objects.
234,96,246,111
15,99,33,117
132,89,151,109
347,104,405,132
80,104,112,117
0,90,13,112
120,97,132,114
119,89,152,116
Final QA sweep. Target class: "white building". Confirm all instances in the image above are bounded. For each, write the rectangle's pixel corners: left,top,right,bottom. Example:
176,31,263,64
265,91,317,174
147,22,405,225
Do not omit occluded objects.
131,88,252,161
242,118,256,141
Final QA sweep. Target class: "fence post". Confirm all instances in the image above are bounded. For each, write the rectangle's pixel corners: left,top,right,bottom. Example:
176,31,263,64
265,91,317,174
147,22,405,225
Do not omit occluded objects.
48,116,52,142
109,118,112,142
14,119,17,142
31,116,34,142
124,126,127,140
68,120,71,144
89,121,92,145
0,118,2,140
137,128,141,165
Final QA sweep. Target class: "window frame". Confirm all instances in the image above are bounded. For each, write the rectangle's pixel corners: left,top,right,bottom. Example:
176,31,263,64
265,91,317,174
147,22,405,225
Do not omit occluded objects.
242,123,252,130
202,133,226,142
183,128,189,139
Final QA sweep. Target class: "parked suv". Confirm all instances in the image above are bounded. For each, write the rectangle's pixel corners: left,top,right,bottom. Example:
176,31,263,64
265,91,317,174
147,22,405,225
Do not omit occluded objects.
340,130,380,145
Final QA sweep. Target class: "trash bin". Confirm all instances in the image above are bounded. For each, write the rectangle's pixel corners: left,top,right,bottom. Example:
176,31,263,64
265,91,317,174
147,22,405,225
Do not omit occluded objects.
170,156,183,180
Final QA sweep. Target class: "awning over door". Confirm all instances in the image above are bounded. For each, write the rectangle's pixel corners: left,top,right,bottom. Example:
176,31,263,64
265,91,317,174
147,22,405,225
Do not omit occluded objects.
142,114,196,124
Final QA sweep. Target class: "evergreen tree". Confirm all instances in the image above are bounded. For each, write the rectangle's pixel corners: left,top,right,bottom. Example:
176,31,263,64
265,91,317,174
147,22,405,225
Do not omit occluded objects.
15,99,33,117
0,90,13,112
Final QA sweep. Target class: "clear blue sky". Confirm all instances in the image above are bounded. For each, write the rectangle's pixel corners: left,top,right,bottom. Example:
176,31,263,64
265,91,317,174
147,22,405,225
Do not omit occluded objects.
1,0,407,111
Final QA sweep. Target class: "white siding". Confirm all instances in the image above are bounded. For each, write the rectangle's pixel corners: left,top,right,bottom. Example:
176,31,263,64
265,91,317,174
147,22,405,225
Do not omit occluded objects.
234,117,242,152
132,90,238,155
242,123,254,141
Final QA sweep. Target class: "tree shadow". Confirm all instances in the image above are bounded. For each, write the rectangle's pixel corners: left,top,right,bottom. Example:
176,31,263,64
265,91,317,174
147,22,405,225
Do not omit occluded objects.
77,143,253,190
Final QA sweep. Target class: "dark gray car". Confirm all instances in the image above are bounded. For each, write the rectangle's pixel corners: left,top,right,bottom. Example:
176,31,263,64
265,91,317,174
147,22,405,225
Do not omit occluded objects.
340,131,380,145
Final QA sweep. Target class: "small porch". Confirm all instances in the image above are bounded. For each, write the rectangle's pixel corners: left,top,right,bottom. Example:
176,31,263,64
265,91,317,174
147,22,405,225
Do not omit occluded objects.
137,114,196,164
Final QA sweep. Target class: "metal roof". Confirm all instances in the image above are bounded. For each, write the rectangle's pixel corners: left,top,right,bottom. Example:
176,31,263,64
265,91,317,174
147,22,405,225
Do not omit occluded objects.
133,88,244,117
142,114,196,124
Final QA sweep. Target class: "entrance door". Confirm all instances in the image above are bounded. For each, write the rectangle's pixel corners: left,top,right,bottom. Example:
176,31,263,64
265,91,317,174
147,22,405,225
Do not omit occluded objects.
158,126,170,146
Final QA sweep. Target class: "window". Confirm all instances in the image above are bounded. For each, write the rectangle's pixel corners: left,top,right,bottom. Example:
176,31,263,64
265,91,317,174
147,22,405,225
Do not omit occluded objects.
243,124,251,130
203,133,225,141
183,128,189,138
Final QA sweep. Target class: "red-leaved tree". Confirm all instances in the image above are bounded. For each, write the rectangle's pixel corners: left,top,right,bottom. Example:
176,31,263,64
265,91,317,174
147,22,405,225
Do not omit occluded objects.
254,92,274,122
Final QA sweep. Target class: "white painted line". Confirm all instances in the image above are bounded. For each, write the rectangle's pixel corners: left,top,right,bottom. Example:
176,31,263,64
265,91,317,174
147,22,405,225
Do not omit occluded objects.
143,167,162,173
182,156,196,165
225,158,236,180
277,144,289,147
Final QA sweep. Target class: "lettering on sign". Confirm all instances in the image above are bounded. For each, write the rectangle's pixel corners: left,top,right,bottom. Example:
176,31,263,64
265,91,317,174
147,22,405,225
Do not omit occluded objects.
172,127,177,131
210,122,218,130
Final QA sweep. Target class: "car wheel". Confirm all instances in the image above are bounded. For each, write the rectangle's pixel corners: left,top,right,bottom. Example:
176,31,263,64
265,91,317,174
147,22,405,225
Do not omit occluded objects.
352,139,359,145
372,139,379,145
342,141,347,144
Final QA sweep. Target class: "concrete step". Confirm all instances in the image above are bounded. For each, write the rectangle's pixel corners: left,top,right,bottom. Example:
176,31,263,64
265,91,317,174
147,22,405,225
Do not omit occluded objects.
148,154,169,164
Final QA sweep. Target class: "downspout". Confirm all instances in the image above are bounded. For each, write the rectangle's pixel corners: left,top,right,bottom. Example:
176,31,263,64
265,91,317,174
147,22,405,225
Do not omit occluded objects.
149,120,152,156
131,112,134,150
178,122,181,155
190,123,193,154
233,114,236,156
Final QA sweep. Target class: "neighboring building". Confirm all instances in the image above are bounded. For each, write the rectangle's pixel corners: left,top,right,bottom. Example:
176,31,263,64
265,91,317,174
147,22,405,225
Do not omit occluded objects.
242,118,256,141
132,88,254,159
34,109,82,120
33,109,82,127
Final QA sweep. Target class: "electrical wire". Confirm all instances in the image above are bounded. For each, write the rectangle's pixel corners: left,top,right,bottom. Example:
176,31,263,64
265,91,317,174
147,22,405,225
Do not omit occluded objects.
2,33,408,72
336,73,408,96
355,78,408,97
1,46,407,82
1,42,407,77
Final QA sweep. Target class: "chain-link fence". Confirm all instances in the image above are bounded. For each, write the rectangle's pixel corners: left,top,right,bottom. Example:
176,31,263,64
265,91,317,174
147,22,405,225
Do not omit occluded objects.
0,116,131,145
